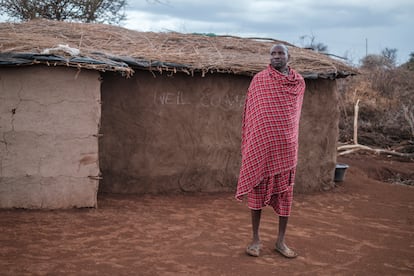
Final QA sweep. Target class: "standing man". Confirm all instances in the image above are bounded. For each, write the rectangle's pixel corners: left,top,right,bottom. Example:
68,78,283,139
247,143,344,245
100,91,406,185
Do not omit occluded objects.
236,44,305,258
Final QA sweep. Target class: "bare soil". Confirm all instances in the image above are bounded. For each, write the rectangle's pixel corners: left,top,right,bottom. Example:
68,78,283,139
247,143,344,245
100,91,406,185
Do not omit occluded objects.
0,154,413,275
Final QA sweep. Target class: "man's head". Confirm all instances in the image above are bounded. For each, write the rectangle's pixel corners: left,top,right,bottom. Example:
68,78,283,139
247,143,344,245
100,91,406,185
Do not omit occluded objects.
270,44,290,72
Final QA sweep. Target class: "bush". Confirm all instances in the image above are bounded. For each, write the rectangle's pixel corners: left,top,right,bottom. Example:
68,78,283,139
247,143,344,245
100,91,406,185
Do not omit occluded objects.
338,65,414,151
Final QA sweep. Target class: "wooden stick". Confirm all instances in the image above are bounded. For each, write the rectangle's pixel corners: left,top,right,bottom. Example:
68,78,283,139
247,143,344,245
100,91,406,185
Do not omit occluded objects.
402,104,414,138
338,144,414,158
353,99,360,145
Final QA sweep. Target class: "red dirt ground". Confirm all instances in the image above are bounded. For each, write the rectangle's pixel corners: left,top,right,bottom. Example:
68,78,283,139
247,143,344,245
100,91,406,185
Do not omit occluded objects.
0,153,413,275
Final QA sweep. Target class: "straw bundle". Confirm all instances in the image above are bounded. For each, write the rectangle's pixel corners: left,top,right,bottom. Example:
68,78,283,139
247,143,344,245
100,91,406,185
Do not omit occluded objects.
0,19,357,78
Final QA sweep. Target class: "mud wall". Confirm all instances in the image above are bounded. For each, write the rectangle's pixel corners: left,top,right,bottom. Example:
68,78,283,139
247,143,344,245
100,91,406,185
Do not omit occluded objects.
100,70,339,194
99,71,247,193
296,79,339,192
0,66,101,208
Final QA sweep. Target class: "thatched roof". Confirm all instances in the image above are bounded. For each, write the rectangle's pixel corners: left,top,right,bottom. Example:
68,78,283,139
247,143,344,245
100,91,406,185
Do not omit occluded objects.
0,19,357,79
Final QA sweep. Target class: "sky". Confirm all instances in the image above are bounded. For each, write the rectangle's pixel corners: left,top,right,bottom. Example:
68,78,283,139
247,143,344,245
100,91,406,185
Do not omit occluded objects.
123,0,414,65
0,0,412,65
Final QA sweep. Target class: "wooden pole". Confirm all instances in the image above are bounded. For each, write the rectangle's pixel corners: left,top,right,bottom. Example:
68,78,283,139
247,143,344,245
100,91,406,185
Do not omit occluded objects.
354,99,360,145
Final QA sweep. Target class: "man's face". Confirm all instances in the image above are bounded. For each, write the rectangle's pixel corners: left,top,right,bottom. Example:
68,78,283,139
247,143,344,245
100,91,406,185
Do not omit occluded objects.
270,46,289,70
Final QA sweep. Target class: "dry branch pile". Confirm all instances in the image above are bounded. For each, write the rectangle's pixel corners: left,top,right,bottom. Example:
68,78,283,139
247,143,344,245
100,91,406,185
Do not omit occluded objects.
337,92,414,159
0,19,357,78
337,64,414,157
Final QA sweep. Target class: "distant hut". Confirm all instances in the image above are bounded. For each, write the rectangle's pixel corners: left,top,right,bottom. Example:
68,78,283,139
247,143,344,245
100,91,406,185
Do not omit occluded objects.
0,20,357,209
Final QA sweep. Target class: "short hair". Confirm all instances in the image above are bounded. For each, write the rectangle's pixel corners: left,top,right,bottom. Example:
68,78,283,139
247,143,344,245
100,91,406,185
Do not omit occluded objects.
270,44,289,55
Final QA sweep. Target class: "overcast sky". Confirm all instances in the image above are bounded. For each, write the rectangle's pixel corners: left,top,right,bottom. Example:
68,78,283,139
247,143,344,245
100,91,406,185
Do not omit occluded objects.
124,0,414,65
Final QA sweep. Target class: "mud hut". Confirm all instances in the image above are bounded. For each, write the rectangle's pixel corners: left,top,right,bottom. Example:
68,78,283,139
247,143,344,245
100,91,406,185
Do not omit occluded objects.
0,20,357,209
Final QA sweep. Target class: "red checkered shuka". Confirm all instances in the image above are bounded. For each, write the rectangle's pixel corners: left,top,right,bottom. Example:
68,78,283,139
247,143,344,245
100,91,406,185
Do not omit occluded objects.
236,65,306,200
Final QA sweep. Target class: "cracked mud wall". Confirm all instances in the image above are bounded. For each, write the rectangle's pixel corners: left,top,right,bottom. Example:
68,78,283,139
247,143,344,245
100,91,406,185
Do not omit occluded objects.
0,66,101,208
99,71,339,194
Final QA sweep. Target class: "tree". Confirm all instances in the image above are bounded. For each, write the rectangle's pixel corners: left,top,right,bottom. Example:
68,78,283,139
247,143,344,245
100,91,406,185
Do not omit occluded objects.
381,47,397,67
360,47,398,70
0,0,127,25
360,54,389,69
409,52,414,62
299,34,328,53
401,52,414,71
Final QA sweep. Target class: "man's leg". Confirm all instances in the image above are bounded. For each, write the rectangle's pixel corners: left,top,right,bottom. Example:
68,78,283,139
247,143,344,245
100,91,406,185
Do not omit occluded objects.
246,209,262,256
276,216,290,251
271,183,297,258
275,216,297,257
251,209,261,244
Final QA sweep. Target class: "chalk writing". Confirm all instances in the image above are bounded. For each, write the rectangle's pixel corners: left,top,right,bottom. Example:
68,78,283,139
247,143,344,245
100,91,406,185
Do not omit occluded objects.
153,89,245,110
153,91,190,105
200,89,245,111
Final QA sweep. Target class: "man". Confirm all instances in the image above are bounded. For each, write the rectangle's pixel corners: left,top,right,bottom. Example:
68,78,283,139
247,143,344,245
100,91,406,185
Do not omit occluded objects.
236,44,306,258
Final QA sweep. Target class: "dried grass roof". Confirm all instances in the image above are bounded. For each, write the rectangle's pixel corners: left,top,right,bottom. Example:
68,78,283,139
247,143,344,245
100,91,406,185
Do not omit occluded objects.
0,19,358,79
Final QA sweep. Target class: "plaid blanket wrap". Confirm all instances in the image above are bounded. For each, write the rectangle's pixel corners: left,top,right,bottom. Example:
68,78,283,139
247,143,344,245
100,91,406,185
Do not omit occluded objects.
236,65,305,200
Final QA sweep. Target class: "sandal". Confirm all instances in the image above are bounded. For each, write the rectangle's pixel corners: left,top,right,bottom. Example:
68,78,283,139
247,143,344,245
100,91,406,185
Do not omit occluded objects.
275,244,298,258
246,243,262,257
